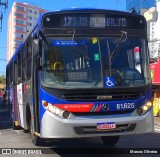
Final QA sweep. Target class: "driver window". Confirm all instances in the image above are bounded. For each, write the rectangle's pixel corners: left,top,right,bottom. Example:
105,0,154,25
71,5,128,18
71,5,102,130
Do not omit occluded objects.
127,46,141,73
45,46,65,82
47,47,64,71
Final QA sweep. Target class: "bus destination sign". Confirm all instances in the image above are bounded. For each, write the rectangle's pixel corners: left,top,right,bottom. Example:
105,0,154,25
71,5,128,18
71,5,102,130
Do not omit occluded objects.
60,14,127,28
43,13,145,29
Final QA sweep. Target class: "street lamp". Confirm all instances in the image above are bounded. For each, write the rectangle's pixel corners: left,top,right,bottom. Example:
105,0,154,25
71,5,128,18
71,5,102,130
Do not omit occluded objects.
0,13,3,32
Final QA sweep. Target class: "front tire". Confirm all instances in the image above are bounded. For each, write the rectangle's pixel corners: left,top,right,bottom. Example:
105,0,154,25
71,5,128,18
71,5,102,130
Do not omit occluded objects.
29,119,44,146
101,136,120,146
32,134,44,146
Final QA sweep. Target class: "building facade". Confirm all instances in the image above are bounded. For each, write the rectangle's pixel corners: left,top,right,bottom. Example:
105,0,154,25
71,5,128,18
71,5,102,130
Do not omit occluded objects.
148,1,160,58
7,2,46,61
126,0,156,14
126,0,160,58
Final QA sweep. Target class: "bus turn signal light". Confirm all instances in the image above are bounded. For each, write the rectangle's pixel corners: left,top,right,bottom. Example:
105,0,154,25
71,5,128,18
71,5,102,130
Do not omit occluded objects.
42,100,70,119
42,101,48,107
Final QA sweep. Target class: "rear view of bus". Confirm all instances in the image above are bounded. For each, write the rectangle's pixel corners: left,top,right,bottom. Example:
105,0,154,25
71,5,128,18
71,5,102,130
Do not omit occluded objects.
7,9,154,146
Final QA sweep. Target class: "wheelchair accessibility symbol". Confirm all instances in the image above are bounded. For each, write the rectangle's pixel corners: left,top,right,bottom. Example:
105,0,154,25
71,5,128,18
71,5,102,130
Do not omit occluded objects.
104,77,115,88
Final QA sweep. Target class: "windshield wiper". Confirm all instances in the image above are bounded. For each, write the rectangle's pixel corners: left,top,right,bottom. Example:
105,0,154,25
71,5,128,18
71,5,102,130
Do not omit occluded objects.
107,31,127,76
110,31,127,60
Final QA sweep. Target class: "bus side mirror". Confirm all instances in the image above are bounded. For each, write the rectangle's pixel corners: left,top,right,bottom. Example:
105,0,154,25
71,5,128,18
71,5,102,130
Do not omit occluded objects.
33,38,42,70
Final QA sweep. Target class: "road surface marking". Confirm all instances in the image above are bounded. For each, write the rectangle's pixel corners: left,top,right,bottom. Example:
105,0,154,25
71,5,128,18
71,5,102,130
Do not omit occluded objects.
154,124,160,127
154,124,160,133
154,129,160,132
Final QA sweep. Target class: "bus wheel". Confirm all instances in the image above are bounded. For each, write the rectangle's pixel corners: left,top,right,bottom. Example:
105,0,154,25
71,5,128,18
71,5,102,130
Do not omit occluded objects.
32,134,44,146
23,129,29,133
101,136,120,146
29,119,44,146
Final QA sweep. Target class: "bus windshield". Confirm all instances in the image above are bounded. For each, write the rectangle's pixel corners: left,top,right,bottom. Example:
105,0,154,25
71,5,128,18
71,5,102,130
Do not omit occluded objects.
41,36,151,89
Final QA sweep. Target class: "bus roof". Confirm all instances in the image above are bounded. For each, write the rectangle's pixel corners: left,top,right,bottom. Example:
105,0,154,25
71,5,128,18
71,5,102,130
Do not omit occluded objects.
6,8,145,67
41,8,144,19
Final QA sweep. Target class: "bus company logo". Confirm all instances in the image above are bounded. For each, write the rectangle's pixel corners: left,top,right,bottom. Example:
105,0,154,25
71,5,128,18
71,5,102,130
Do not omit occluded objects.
2,149,12,154
102,104,109,111
97,95,112,100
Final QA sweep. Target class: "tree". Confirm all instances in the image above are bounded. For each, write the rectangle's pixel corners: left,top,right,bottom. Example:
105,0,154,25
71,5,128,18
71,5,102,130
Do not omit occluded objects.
0,74,6,84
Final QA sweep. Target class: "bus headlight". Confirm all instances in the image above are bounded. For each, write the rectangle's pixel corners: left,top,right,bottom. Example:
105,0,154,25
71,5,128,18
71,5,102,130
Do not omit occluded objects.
136,101,152,116
42,101,70,119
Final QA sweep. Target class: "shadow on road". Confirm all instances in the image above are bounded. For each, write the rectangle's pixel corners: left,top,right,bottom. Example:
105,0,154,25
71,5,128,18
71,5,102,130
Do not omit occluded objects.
40,132,160,157
41,138,127,157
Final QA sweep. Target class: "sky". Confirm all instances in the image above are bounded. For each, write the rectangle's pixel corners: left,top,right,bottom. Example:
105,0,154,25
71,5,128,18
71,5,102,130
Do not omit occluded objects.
0,0,126,75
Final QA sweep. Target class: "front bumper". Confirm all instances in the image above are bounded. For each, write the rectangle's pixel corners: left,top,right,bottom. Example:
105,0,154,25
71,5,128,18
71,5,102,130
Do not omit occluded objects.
40,108,154,138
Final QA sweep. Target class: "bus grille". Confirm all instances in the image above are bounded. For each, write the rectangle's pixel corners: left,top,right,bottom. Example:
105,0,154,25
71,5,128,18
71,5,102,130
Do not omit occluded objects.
60,92,142,101
74,124,136,135
72,110,134,116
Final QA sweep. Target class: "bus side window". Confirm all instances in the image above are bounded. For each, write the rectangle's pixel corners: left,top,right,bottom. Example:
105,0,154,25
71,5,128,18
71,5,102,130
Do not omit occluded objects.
22,46,26,63
26,42,32,79
9,63,13,87
14,60,18,85
6,68,9,90
7,67,12,88
27,59,31,78
22,63,27,82
22,47,27,82
18,68,21,84
18,53,22,84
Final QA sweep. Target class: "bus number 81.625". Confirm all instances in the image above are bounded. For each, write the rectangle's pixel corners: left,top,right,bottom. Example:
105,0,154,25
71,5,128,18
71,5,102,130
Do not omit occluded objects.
117,103,135,110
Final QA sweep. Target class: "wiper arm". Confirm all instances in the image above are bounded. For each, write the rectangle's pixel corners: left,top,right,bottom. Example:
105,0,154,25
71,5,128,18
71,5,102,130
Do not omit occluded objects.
107,40,112,77
110,31,127,60
71,30,89,63
107,31,127,77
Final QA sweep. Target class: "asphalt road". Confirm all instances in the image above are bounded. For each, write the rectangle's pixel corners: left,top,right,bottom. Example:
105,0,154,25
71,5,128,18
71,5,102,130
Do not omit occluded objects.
0,97,160,157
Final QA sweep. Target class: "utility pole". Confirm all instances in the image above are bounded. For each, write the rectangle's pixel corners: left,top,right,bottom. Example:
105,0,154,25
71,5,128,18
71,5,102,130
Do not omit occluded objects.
0,0,8,32
0,13,3,32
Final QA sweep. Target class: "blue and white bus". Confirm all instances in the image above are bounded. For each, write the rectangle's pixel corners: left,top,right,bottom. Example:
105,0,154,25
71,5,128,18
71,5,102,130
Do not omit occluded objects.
6,8,154,146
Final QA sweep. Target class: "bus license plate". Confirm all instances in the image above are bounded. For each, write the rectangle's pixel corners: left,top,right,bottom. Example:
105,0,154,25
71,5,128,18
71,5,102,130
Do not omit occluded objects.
97,122,116,130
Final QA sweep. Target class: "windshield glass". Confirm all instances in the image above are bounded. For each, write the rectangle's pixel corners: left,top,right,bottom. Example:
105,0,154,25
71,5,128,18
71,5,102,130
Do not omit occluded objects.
41,36,151,89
